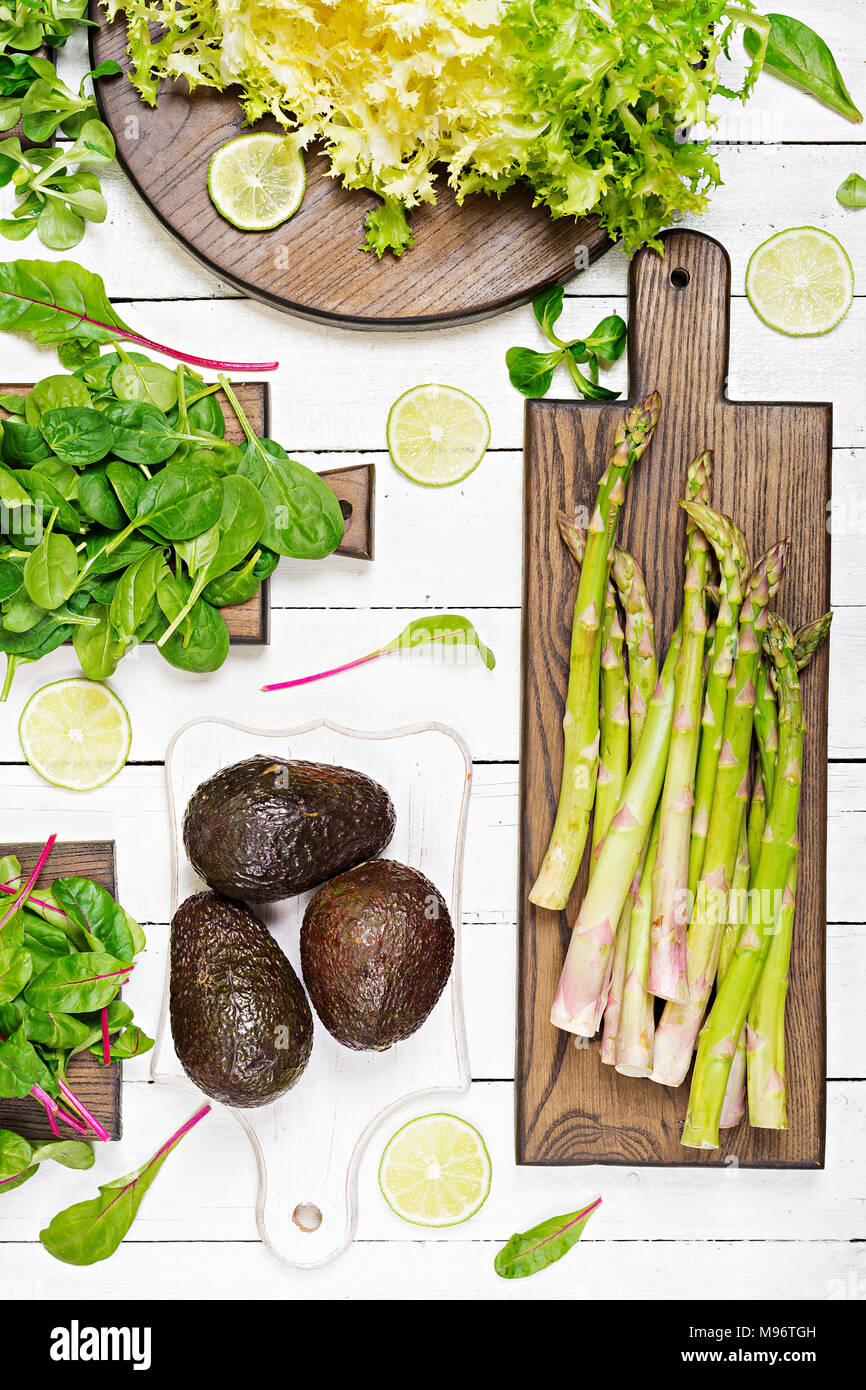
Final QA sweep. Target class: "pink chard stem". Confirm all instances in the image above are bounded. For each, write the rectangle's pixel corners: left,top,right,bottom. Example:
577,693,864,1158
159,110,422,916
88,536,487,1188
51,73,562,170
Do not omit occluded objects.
57,1078,111,1142
0,833,56,930
101,1008,111,1067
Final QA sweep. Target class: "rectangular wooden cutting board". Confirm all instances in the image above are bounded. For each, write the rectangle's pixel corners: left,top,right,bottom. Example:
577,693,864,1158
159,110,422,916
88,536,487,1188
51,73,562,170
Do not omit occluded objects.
0,840,122,1142
0,382,375,646
517,229,831,1169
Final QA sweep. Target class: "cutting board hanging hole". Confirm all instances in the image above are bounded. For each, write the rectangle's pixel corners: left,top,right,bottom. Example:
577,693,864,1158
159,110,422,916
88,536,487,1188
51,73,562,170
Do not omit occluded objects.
670,267,691,289
292,1203,323,1232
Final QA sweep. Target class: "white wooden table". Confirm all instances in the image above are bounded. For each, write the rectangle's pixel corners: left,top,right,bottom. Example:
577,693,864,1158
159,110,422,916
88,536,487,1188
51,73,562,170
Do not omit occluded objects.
1,0,864,1301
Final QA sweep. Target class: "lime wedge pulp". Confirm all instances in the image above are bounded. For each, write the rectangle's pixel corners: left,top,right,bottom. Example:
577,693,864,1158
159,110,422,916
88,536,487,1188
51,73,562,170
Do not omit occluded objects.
745,227,854,336
386,384,491,486
378,1112,492,1227
208,133,306,232
19,679,131,791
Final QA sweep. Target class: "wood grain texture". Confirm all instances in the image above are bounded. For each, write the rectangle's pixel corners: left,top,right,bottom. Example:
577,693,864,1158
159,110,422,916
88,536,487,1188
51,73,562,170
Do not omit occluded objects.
88,14,612,329
0,381,374,646
0,840,121,1142
518,229,831,1169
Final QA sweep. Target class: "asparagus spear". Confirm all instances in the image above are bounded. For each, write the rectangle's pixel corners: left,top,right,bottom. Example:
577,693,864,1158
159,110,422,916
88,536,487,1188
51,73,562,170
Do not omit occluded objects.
747,610,832,1129
681,614,803,1150
615,806,661,1077
648,453,714,1003
718,819,750,1129
610,547,657,759
747,771,767,873
594,566,629,860
688,510,750,897
556,513,629,869
550,622,682,1037
531,394,662,912
651,541,788,1086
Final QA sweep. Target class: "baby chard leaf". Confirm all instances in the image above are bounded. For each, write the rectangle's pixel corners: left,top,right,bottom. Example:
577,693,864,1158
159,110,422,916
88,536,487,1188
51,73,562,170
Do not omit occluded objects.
494,1196,602,1279
40,1104,210,1265
24,951,133,1013
51,878,136,963
263,613,495,691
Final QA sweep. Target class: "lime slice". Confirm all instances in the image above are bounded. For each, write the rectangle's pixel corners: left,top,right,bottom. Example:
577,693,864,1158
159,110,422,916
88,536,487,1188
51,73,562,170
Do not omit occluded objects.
19,679,131,791
745,227,854,336
208,133,306,232
378,1113,491,1227
387,384,490,486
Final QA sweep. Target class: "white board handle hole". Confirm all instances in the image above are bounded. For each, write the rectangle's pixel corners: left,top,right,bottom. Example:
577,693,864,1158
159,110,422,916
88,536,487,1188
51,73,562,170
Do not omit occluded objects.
292,1202,323,1233
670,267,691,290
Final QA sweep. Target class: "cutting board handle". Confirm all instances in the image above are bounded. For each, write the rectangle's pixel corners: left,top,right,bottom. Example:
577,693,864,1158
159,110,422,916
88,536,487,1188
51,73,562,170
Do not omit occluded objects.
628,230,731,405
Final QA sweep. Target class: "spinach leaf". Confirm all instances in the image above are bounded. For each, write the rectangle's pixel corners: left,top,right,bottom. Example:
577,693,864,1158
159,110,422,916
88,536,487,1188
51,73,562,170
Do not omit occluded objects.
101,399,178,466
17,468,82,533
160,476,265,644
51,879,136,963
23,527,79,609
1,417,52,466
203,553,261,607
155,569,230,672
24,373,91,425
40,1104,210,1265
24,950,132,1012
108,548,161,654
78,463,127,529
111,358,178,412
0,557,22,602
238,437,343,559
73,601,117,679
106,458,147,520
837,173,866,208
40,405,114,465
745,15,863,123
494,1197,601,1279
133,464,223,541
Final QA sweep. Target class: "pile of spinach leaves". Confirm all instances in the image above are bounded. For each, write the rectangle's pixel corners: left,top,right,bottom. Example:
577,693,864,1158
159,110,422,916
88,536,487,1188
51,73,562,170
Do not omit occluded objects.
0,353,344,698
0,843,152,1153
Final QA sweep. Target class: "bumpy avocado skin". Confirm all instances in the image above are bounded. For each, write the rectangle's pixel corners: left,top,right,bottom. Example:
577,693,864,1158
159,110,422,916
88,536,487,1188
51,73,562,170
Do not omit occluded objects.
183,756,396,902
170,890,313,1107
300,859,454,1051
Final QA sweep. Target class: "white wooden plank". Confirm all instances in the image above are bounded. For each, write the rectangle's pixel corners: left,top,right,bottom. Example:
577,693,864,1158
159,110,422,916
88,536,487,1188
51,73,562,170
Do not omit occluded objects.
0,605,858,760
1,290,862,448
4,1231,862,1300
1,1080,863,1249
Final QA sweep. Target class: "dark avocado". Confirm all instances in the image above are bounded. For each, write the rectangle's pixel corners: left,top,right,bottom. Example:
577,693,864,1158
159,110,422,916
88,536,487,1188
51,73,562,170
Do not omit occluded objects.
300,859,454,1052
170,890,313,1107
183,755,396,903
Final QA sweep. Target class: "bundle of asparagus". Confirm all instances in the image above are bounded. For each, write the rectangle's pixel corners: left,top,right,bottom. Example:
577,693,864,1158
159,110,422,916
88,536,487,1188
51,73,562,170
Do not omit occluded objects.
535,399,831,1150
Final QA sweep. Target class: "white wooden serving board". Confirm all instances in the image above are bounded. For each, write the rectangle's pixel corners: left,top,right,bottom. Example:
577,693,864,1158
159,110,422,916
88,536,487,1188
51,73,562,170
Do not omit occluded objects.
153,717,472,1268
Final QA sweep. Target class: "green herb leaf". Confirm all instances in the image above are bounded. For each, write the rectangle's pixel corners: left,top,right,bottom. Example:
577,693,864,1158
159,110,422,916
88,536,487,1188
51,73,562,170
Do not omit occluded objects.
532,285,565,341
745,14,863,123
837,173,866,208
494,1197,601,1279
505,345,563,398
51,878,137,963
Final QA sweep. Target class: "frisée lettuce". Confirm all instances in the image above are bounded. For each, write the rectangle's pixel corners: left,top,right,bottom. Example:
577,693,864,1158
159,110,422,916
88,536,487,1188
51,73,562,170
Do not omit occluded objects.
104,0,768,257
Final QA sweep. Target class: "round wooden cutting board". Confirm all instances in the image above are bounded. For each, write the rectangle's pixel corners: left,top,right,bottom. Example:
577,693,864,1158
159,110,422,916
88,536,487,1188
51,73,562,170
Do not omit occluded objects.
89,14,612,330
